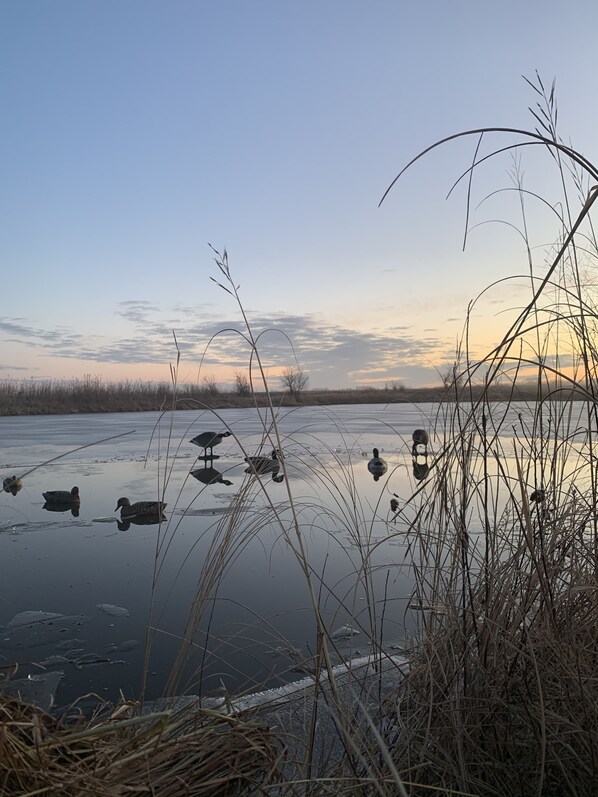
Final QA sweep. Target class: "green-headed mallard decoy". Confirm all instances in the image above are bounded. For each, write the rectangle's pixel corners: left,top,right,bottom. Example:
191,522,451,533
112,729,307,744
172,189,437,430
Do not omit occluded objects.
115,497,167,519
367,448,387,481
42,486,80,504
189,431,232,458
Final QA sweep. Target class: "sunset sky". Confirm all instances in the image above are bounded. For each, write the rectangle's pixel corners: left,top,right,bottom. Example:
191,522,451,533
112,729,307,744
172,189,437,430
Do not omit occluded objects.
2,1,597,389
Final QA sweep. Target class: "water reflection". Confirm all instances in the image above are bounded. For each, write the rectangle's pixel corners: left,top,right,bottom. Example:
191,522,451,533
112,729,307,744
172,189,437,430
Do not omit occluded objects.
43,501,80,517
412,459,430,482
191,463,233,486
117,515,165,531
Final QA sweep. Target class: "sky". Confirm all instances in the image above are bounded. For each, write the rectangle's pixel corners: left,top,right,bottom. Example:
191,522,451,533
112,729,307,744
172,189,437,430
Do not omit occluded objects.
2,0,598,390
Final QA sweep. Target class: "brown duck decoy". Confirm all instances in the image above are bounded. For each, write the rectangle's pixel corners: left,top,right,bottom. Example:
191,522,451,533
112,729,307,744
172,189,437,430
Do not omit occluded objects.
115,497,167,519
42,486,80,504
3,475,23,495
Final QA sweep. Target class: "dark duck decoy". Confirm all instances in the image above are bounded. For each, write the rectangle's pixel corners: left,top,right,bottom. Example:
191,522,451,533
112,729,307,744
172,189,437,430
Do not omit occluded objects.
244,450,281,475
115,497,167,519
411,429,429,456
367,448,387,481
189,431,232,458
42,486,80,504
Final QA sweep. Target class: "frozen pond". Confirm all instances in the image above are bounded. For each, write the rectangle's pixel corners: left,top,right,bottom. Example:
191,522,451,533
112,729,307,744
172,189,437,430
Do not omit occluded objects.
0,401,570,709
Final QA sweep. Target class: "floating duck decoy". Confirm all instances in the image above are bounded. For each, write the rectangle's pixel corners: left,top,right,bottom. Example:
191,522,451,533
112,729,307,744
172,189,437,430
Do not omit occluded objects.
244,450,281,475
189,431,232,459
191,465,233,486
411,429,429,456
115,497,167,519
42,486,80,504
367,448,387,481
3,475,23,495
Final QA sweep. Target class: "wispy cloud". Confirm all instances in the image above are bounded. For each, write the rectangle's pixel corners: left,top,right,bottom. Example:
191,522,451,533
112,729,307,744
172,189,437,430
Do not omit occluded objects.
0,305,460,386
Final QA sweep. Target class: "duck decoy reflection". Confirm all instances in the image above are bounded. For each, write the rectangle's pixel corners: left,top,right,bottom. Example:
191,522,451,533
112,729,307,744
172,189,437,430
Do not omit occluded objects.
367,448,387,481
42,486,80,504
43,501,80,517
117,515,165,531
3,475,23,495
412,460,430,481
191,465,233,486
115,497,167,519
411,429,429,456
189,431,232,459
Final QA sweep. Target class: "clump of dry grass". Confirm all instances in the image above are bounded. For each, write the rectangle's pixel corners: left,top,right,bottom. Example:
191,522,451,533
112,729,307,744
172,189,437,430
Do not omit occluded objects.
369,72,598,796
0,693,283,796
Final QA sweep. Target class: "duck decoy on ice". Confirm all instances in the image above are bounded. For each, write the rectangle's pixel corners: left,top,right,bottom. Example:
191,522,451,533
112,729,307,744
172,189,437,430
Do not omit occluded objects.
191,465,233,486
244,450,281,475
367,449,387,481
42,486,80,504
411,429,429,457
115,497,167,519
189,431,232,459
3,475,23,495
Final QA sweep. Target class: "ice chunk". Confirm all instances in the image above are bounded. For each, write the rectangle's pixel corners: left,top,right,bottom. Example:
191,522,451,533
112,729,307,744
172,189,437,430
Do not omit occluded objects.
331,624,360,640
7,611,63,628
97,604,130,617
0,615,89,649
0,670,63,711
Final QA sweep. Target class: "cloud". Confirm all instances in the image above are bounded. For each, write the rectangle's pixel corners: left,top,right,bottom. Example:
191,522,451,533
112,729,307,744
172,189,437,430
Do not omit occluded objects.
0,305,460,387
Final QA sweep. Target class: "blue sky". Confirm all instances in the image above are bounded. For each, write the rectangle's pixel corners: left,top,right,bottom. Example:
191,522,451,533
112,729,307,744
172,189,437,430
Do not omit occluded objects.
2,1,597,389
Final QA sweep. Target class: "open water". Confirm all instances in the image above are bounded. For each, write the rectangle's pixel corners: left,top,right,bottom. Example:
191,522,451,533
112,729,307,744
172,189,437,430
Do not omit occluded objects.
0,402,550,709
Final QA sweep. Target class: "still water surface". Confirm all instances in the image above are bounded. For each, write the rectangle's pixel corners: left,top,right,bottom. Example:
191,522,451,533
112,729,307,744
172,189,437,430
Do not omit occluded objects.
0,403,534,707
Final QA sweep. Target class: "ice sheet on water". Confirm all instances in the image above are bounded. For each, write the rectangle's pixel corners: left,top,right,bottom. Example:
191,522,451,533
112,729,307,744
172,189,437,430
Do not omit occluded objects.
0,670,63,711
97,603,130,617
7,611,63,628
331,624,360,640
0,613,89,649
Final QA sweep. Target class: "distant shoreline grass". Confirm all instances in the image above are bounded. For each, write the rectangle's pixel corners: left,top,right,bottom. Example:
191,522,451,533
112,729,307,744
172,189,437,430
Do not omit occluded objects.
0,376,572,416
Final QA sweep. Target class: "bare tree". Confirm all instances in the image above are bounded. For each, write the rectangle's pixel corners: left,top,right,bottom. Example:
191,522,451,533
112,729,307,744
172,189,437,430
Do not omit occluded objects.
280,367,309,399
234,371,251,397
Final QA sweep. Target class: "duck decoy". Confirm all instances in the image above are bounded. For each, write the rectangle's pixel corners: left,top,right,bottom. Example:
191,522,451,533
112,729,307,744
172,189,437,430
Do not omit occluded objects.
367,448,387,481
411,429,429,456
3,475,23,495
115,497,167,519
189,431,232,459
42,486,80,504
191,466,233,486
244,450,281,475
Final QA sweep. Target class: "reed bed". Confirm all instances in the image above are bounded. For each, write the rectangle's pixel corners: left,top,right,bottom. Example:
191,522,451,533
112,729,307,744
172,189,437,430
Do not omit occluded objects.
0,694,282,796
